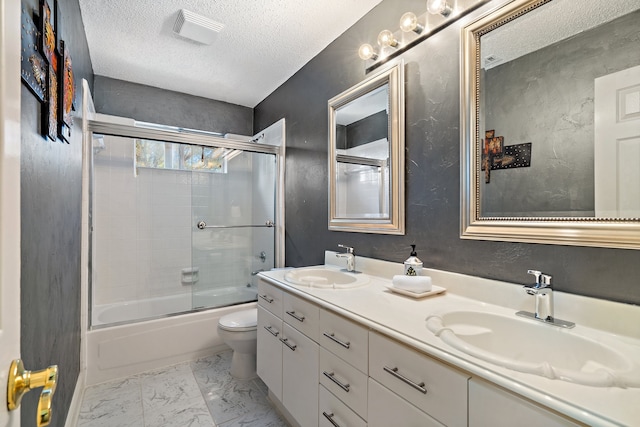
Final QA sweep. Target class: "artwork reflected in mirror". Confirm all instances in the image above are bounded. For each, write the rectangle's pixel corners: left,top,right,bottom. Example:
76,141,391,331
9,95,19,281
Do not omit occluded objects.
461,0,640,249
328,61,404,235
478,0,640,218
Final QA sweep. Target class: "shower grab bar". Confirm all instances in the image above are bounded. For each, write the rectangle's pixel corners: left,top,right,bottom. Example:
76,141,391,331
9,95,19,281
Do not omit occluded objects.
197,220,274,230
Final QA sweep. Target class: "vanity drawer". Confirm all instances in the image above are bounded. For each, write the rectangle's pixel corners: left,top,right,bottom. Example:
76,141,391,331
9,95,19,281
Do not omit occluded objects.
320,309,368,373
283,292,319,341
368,378,443,427
319,347,368,419
257,280,283,318
319,385,367,427
369,332,469,427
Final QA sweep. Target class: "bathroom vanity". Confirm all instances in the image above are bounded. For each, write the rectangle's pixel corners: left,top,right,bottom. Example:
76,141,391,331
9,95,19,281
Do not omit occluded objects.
257,252,640,427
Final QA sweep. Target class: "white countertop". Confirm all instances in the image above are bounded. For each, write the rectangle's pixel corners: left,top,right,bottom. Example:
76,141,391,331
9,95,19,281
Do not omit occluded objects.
258,252,640,427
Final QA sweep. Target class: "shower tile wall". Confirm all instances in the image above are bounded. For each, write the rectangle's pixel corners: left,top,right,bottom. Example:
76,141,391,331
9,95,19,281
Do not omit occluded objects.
93,136,192,306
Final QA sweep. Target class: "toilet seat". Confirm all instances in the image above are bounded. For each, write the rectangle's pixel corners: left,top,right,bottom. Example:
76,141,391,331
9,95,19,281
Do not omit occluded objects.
218,308,257,332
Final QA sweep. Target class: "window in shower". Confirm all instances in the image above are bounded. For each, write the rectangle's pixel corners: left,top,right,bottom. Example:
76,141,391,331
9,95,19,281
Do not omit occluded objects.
91,132,279,328
135,139,231,173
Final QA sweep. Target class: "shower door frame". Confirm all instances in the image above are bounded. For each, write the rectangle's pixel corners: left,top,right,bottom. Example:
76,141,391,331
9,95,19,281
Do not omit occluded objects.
86,118,285,327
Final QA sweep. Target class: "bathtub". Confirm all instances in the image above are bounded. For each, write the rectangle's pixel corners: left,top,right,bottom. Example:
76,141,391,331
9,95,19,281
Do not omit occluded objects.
86,287,257,386
92,286,258,327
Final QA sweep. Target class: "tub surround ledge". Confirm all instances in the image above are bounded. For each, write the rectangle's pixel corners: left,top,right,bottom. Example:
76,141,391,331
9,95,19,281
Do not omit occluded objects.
258,252,640,427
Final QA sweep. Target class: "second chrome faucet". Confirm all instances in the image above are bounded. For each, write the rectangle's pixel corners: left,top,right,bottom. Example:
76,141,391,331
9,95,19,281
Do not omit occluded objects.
336,244,356,272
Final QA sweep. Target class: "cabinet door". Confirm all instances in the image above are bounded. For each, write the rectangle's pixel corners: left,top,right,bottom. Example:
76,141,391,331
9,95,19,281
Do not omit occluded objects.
469,378,583,427
368,379,444,427
257,306,283,400
282,323,319,427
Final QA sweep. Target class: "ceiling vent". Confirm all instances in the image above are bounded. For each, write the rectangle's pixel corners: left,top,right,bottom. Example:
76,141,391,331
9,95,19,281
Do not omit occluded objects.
173,9,224,45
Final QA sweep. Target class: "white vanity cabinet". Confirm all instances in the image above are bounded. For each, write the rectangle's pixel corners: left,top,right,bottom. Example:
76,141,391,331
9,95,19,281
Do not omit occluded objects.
468,378,584,427
257,274,591,427
368,331,470,427
256,279,320,427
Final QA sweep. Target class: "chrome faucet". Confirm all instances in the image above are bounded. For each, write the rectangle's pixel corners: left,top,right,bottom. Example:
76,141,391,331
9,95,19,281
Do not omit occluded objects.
516,270,574,328
336,244,356,272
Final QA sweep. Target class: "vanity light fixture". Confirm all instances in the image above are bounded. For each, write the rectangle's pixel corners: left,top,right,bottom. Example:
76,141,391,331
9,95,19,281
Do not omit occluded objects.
377,30,399,48
358,43,379,60
427,0,453,17
359,0,489,72
399,12,424,34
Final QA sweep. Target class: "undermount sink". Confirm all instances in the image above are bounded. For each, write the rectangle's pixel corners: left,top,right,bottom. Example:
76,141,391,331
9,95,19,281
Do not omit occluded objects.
426,310,640,388
284,267,369,289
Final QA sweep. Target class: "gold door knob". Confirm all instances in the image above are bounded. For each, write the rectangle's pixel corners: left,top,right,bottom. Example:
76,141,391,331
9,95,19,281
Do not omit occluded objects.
6,359,58,427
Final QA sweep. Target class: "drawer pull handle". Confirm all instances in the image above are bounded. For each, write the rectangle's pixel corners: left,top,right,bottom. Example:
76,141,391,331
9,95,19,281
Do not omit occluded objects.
383,366,427,394
280,337,297,351
322,411,341,427
259,294,274,304
263,325,279,337
322,371,350,392
323,332,350,349
286,310,305,322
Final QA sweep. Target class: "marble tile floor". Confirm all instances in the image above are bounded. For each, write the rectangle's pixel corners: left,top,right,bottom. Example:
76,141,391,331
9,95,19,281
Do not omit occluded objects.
77,350,289,427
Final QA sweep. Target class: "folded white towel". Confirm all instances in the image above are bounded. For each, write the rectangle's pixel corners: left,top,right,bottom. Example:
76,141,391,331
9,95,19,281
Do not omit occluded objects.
392,275,432,293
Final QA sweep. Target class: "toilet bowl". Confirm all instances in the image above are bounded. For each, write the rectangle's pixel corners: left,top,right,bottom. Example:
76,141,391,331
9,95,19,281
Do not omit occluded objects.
218,308,258,379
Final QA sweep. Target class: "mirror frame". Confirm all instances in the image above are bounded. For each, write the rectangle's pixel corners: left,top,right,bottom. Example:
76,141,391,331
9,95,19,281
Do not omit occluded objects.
460,0,640,250
328,61,405,235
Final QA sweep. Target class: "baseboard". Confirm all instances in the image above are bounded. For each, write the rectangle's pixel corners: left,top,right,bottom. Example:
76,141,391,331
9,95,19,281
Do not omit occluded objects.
267,390,300,427
64,370,86,427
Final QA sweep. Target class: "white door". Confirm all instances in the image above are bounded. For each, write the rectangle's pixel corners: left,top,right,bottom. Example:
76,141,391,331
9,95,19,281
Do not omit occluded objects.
0,0,22,425
594,64,640,217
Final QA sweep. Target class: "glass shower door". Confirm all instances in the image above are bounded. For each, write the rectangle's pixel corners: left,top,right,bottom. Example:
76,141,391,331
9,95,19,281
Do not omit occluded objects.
190,149,276,310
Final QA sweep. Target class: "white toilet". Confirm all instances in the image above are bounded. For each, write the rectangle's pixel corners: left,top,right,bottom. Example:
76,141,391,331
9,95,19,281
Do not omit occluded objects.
217,308,258,379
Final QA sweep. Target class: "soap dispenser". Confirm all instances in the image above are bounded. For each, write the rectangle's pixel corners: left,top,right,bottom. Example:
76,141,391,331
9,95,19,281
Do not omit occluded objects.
404,245,423,276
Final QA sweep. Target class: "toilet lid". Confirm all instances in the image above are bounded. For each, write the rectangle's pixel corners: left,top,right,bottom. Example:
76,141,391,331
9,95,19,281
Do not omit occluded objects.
218,308,257,332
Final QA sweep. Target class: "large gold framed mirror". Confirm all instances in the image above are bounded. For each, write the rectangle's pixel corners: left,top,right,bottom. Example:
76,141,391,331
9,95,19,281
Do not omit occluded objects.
461,0,640,249
328,61,405,234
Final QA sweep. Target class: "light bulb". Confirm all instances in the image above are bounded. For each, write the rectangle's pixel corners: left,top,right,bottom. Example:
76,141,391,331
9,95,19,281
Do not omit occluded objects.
399,12,423,34
377,29,398,48
427,0,453,17
358,43,378,60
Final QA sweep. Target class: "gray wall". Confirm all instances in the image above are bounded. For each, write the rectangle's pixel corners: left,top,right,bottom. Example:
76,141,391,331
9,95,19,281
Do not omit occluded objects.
94,76,253,136
254,0,640,306
20,0,93,425
482,10,640,217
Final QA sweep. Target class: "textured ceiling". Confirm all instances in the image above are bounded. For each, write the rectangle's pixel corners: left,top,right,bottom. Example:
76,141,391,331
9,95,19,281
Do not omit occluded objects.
482,0,639,69
79,0,384,107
